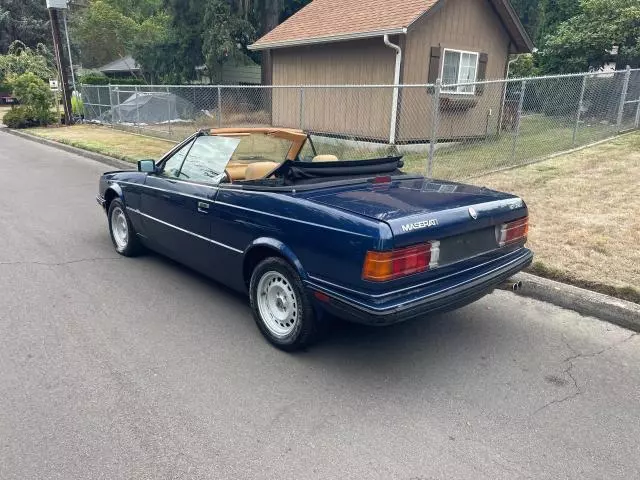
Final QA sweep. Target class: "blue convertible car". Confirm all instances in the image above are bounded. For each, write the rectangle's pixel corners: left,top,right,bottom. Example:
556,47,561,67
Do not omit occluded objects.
97,127,533,350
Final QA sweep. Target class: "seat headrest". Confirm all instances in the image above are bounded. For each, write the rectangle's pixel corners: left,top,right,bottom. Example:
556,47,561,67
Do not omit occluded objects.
244,161,280,181
225,165,248,181
312,154,339,162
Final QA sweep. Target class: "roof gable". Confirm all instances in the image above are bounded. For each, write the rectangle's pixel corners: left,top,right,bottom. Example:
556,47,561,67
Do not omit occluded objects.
250,0,533,53
98,55,140,73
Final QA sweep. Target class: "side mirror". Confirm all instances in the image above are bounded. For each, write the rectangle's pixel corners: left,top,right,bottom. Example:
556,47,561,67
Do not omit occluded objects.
137,159,156,173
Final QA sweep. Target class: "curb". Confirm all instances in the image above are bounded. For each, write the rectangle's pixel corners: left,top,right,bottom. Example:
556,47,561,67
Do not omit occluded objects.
509,272,640,332
1,127,134,171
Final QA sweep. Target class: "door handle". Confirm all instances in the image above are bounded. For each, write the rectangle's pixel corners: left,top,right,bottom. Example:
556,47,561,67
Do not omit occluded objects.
197,201,210,214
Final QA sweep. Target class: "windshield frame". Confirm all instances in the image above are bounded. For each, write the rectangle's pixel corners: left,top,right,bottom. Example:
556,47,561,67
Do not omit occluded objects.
154,128,314,187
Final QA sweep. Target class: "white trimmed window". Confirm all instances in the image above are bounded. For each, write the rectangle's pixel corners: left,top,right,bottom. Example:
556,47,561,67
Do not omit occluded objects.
441,49,479,94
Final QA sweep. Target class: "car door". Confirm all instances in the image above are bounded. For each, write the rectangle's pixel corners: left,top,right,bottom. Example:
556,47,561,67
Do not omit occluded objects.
139,135,237,272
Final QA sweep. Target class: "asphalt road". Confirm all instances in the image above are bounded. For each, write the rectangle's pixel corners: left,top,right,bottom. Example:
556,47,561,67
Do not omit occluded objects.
1,131,639,480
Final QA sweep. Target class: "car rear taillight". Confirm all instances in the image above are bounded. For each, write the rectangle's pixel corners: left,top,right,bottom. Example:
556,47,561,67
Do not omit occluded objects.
497,216,529,247
362,241,440,282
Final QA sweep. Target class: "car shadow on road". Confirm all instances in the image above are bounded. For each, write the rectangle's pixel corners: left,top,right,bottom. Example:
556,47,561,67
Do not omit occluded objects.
312,308,496,370
135,249,510,384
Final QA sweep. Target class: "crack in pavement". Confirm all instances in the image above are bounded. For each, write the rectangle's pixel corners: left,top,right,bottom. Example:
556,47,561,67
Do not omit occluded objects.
533,362,582,415
564,332,639,363
534,332,639,415
0,257,122,267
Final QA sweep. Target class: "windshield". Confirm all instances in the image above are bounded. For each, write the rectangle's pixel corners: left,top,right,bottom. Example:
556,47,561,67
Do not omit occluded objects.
164,131,306,184
226,133,296,164
183,135,241,179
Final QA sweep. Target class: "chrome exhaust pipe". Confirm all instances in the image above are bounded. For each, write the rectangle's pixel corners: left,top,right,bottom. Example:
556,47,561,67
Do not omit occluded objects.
499,279,522,292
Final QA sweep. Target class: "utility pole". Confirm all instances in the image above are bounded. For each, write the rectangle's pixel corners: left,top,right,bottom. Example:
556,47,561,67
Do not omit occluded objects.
62,9,76,90
47,0,73,125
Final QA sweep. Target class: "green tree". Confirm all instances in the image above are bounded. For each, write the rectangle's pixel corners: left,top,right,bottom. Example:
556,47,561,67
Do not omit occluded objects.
202,0,254,83
539,0,640,72
508,53,540,78
101,0,163,21
510,0,543,43
281,0,312,21
537,0,581,40
0,0,50,52
163,0,206,81
72,0,139,68
0,41,56,82
130,11,183,83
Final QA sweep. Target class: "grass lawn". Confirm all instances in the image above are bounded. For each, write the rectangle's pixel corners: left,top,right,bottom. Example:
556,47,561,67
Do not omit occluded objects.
24,124,176,162
402,115,618,179
476,132,640,303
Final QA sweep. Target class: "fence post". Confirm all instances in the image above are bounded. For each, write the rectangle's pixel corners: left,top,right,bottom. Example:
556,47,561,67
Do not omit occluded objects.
95,84,100,120
635,94,640,130
511,79,526,163
573,74,587,146
135,85,141,133
427,79,441,178
299,87,305,130
108,84,114,127
217,86,222,128
616,65,631,133
165,86,172,135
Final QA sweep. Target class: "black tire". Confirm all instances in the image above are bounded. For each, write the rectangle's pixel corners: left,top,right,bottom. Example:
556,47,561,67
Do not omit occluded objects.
249,257,319,351
107,198,142,257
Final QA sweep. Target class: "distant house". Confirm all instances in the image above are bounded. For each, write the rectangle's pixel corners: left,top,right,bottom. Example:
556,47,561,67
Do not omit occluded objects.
97,56,262,85
193,62,262,85
98,56,141,79
250,0,533,143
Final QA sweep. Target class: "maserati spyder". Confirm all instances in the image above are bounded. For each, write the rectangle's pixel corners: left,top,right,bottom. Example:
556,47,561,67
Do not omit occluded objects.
97,128,533,350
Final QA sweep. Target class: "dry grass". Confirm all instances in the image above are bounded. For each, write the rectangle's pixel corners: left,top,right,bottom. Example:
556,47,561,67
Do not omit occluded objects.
24,124,176,162
474,133,640,303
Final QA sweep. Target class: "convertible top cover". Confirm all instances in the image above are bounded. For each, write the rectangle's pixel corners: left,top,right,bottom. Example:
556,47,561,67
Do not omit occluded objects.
271,157,404,185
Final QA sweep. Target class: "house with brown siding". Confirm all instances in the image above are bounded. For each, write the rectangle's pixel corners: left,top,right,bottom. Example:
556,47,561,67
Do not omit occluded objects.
249,0,533,143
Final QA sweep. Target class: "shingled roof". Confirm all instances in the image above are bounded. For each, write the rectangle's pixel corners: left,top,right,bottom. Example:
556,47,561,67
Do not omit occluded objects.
250,0,533,53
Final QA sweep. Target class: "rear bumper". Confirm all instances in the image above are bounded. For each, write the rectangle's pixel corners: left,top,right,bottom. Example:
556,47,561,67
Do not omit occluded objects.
307,248,533,326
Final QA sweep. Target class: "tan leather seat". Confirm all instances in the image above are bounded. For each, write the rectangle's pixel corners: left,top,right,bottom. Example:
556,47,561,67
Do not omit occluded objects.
225,165,248,181
312,154,339,162
244,161,280,181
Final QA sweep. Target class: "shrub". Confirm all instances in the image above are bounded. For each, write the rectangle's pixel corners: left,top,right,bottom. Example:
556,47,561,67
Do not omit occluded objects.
71,91,84,116
2,107,28,128
2,106,55,128
10,72,54,125
79,72,145,85
109,77,146,85
2,106,53,128
79,72,110,85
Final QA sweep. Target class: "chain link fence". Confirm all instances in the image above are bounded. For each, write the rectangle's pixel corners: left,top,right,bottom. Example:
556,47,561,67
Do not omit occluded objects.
81,67,640,181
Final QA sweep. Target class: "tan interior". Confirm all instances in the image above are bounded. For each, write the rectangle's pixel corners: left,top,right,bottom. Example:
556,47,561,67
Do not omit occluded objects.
226,156,338,182
244,162,280,181
312,154,339,162
225,164,249,181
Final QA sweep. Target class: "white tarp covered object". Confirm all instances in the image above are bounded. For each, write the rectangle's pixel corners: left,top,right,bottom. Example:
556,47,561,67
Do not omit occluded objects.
103,92,195,125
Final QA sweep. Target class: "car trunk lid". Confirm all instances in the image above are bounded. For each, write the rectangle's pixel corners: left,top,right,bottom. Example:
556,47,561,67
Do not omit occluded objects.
304,177,527,256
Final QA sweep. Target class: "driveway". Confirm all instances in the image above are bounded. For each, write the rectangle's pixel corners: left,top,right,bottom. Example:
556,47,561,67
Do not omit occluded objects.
0,132,639,479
